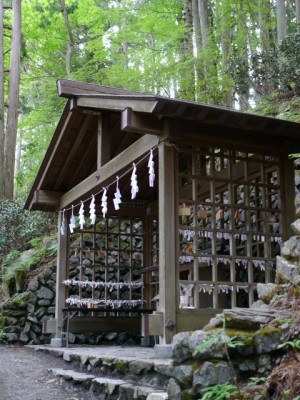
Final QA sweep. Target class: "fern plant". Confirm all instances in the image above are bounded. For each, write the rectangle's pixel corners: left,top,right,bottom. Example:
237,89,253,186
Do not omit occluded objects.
200,384,239,400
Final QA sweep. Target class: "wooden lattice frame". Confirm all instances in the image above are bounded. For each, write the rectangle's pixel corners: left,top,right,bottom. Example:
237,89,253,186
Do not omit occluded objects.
178,145,282,309
65,211,145,308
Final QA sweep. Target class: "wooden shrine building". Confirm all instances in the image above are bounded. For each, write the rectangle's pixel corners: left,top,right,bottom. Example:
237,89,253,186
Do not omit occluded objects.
25,79,300,347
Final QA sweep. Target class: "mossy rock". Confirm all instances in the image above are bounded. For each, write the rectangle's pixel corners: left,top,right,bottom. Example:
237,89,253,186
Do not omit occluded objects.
15,269,27,293
2,275,16,297
6,292,30,308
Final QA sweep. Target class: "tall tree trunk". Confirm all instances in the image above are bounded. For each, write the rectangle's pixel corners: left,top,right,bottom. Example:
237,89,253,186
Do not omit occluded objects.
192,0,202,54
58,0,74,77
180,0,195,100
259,0,272,52
198,0,209,49
258,0,275,95
4,0,21,200
295,0,300,32
221,21,233,108
237,3,250,111
0,0,5,197
276,0,287,43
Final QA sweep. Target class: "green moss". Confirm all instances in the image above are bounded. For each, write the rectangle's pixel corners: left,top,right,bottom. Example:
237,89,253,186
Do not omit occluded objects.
181,390,193,400
253,326,281,340
5,292,29,307
259,286,282,303
114,361,128,373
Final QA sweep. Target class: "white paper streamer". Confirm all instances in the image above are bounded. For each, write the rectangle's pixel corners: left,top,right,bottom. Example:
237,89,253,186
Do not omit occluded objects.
148,149,155,187
69,205,76,233
66,296,146,308
197,283,251,294
198,256,212,265
101,188,108,218
60,209,65,235
253,260,265,271
89,195,96,225
79,201,85,230
131,163,139,199
63,279,143,291
179,255,194,264
113,176,122,210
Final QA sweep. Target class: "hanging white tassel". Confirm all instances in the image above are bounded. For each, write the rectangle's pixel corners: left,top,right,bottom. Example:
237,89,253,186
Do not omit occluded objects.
101,187,108,217
113,176,122,210
148,149,155,187
69,205,76,233
60,209,65,235
79,201,85,230
89,195,96,224
131,163,139,199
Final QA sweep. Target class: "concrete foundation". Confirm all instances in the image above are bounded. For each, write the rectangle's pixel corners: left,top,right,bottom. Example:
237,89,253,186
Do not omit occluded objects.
154,344,172,359
50,337,66,347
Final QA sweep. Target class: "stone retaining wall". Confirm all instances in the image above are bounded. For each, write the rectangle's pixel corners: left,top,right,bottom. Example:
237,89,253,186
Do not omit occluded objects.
2,258,140,345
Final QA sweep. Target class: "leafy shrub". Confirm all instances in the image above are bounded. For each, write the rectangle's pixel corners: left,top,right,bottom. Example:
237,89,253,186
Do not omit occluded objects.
0,199,57,256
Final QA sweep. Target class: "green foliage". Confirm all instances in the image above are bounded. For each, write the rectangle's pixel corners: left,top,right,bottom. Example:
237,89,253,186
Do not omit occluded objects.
4,292,30,307
278,339,300,352
200,384,239,400
14,0,300,197
247,376,266,386
194,327,245,356
1,230,58,287
0,200,57,256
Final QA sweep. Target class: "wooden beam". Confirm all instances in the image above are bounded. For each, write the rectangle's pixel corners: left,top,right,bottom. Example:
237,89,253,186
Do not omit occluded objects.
121,107,163,135
60,134,159,209
76,96,157,113
68,317,141,333
33,190,62,207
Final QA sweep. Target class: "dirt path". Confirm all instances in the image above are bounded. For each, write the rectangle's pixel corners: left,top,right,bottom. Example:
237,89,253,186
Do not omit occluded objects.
0,345,93,400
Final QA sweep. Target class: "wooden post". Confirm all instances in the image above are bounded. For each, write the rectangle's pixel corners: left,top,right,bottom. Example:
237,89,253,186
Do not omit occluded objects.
55,211,68,339
281,156,295,239
158,137,178,344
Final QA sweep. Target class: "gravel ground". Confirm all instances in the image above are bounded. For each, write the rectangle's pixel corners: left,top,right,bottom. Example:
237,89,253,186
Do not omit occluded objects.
0,345,93,400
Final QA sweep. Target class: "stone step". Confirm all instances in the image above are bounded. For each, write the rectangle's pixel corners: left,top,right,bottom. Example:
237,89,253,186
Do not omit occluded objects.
48,367,169,399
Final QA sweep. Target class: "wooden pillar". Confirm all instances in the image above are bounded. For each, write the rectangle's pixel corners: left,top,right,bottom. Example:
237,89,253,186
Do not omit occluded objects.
282,155,295,239
158,139,178,344
55,211,68,338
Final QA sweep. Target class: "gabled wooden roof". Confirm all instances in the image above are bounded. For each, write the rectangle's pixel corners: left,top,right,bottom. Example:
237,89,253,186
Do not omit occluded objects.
25,79,300,212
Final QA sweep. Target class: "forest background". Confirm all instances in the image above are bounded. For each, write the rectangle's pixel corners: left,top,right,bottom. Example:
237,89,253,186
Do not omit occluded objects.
1,0,300,253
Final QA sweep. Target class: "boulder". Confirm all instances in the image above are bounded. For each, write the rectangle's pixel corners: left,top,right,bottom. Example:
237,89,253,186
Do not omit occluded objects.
193,361,235,391
276,256,300,284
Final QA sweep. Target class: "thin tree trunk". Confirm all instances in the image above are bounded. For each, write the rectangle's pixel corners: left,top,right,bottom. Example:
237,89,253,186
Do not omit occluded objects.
58,0,74,76
180,0,195,100
259,0,272,52
276,0,287,43
198,0,209,49
192,0,202,54
220,5,233,108
0,0,5,198
296,0,300,32
258,0,275,95
4,0,21,199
